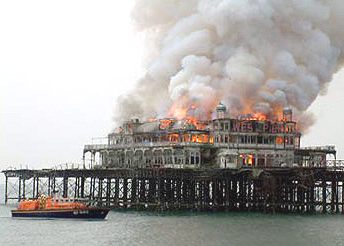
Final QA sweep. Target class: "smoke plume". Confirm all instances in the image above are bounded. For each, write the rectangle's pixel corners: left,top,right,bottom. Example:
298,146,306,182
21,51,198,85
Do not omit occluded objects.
114,0,344,131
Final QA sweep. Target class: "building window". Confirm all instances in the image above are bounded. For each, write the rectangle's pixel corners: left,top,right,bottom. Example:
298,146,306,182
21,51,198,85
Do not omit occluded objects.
240,154,255,166
190,151,200,164
257,136,263,144
257,158,265,167
195,154,200,164
276,136,284,145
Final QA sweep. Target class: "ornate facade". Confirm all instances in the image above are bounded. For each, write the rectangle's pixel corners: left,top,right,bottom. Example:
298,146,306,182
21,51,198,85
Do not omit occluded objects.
84,104,335,169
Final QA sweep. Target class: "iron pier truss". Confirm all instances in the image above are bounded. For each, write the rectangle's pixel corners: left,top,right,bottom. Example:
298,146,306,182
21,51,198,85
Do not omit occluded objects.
3,161,344,214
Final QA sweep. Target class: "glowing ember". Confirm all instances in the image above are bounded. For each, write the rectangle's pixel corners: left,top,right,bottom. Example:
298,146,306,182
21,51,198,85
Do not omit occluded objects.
160,119,174,130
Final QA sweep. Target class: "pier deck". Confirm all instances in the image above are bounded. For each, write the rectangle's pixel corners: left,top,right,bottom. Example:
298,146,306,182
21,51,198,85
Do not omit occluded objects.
3,164,344,213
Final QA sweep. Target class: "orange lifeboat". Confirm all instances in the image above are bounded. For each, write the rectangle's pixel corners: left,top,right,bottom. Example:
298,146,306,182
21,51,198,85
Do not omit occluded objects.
12,195,109,219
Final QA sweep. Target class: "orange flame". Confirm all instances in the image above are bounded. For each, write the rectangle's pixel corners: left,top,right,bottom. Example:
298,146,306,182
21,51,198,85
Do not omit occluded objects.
160,119,174,129
168,133,210,144
252,113,267,121
167,97,288,131
185,116,207,130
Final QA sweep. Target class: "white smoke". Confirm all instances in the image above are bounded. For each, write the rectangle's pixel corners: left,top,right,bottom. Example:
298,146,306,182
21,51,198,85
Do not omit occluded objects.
114,0,344,131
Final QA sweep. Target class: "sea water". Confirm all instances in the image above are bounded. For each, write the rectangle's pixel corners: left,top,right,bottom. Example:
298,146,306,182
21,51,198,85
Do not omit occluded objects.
0,205,344,246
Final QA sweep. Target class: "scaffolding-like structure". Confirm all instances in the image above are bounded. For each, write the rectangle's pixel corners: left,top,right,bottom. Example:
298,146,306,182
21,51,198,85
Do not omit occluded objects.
3,162,344,213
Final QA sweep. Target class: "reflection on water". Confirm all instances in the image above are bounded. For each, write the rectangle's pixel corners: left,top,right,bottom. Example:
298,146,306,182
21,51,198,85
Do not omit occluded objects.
0,205,344,246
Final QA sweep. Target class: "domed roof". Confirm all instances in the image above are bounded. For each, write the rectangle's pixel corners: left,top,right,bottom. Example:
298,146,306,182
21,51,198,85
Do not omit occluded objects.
283,107,292,114
216,102,227,111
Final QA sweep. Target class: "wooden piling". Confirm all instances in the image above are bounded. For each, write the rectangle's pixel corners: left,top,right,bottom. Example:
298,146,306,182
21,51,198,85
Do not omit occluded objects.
3,167,344,214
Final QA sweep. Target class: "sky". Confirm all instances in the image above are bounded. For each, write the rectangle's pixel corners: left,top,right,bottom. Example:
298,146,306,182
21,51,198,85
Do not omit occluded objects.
0,0,343,170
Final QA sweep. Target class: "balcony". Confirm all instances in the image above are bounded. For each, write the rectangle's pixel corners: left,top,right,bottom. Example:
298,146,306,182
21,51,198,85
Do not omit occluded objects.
84,141,211,152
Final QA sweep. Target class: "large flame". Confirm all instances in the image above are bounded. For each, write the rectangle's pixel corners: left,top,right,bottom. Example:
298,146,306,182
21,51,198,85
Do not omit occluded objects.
168,98,286,125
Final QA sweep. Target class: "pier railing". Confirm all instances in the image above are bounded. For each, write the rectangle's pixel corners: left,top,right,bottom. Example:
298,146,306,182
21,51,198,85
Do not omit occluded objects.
326,160,344,168
83,141,297,152
83,141,212,151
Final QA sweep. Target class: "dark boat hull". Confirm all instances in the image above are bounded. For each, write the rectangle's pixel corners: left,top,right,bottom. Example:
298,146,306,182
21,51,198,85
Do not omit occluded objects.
11,208,110,219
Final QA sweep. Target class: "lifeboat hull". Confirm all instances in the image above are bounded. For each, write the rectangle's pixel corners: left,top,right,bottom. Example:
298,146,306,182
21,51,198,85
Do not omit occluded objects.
11,208,110,219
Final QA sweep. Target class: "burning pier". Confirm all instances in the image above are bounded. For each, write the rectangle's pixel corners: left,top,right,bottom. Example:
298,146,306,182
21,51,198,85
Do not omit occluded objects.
83,104,333,170
4,0,344,215
2,104,343,214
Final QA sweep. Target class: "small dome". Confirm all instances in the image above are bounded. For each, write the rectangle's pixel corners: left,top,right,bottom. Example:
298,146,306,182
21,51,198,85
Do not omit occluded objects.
216,102,227,112
283,107,292,114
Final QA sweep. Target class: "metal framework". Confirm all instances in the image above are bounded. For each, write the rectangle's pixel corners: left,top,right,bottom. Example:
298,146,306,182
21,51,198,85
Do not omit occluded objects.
3,163,344,213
